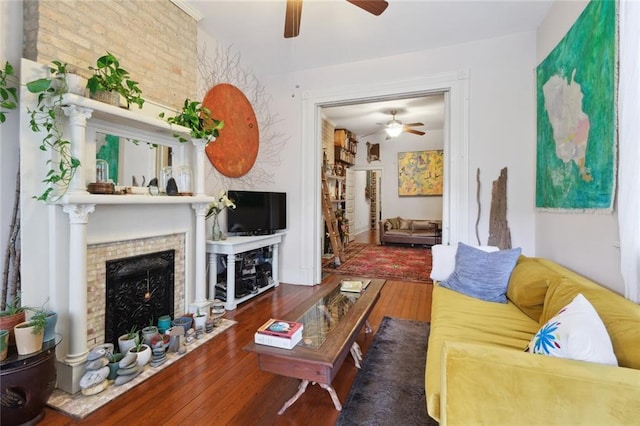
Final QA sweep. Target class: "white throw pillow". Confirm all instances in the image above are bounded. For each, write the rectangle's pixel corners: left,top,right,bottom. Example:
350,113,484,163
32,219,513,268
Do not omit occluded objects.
430,244,499,282
526,293,618,366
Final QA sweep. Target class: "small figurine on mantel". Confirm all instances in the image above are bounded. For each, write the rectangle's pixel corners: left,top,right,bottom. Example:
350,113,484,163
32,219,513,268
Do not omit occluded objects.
166,177,179,196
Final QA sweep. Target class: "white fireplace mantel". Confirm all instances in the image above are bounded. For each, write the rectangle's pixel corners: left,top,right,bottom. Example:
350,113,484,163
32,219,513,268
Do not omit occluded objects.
23,86,215,394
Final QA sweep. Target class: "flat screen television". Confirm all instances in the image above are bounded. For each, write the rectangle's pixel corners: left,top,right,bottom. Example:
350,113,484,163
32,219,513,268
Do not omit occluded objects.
226,190,287,235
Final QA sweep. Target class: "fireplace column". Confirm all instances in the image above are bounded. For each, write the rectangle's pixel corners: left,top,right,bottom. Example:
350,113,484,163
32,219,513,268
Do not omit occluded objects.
59,203,95,393
190,202,211,314
62,105,92,195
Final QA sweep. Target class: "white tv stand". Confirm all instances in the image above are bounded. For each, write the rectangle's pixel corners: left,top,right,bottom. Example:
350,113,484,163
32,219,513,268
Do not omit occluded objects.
206,233,284,310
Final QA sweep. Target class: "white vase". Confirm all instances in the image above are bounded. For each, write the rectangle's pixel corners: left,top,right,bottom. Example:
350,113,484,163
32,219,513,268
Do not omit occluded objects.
14,321,44,355
128,344,151,367
118,334,139,354
194,314,207,330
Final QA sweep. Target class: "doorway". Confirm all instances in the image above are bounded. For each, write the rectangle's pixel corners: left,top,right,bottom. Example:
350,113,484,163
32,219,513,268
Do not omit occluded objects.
300,71,471,284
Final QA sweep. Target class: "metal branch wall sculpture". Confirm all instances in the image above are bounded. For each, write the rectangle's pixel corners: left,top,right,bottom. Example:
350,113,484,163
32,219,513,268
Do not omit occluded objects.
197,44,288,188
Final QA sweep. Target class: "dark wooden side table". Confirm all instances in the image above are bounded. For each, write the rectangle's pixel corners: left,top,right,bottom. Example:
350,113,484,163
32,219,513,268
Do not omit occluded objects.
1,335,61,426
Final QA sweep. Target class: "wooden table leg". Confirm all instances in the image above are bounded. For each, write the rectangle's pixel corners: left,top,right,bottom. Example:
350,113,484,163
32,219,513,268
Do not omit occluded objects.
278,380,309,415
318,383,342,411
277,379,343,414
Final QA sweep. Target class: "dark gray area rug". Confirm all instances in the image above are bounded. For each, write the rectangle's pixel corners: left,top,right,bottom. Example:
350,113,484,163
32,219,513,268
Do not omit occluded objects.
337,316,437,426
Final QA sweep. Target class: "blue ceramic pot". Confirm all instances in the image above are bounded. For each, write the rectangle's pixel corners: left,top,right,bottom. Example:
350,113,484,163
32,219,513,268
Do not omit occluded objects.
172,316,192,334
43,312,57,342
157,315,171,334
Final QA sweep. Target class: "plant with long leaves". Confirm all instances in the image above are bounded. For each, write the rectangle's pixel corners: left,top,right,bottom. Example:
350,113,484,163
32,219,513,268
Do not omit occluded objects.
87,52,144,109
159,98,224,143
26,61,81,201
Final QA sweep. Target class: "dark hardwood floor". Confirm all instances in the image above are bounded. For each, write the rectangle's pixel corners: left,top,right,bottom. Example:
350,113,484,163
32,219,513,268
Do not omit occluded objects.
40,230,432,426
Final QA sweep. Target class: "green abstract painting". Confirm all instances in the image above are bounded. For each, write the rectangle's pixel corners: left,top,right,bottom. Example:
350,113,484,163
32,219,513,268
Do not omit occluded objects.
536,0,616,210
398,150,443,196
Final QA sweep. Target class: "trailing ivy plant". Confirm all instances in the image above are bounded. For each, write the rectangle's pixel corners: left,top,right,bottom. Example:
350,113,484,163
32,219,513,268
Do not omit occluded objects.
159,98,224,143
86,52,145,109
0,61,19,123
26,61,80,201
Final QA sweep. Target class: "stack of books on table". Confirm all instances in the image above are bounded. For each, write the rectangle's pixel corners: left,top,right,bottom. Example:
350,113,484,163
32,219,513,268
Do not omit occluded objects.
340,279,372,293
254,318,304,350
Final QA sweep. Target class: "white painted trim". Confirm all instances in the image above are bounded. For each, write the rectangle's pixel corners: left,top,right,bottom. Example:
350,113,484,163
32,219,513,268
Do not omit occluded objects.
170,0,203,21
301,71,471,284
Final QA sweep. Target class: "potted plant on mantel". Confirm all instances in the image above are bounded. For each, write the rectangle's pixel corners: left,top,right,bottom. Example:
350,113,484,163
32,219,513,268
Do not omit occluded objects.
0,60,19,123
86,52,145,109
159,98,224,144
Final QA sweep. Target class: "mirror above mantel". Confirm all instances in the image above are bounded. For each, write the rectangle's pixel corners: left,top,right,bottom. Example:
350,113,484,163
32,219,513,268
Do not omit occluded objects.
95,132,171,188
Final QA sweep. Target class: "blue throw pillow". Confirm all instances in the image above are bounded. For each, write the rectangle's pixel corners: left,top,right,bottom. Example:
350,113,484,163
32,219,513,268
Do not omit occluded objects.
440,242,522,303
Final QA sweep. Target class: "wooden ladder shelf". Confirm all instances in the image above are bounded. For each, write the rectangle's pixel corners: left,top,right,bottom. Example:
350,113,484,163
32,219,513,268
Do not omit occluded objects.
321,170,344,266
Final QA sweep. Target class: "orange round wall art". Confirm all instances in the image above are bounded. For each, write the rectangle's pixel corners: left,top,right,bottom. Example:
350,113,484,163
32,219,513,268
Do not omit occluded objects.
202,83,259,177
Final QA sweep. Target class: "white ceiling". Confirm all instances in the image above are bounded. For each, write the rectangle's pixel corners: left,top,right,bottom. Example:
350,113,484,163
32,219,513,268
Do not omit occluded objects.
186,0,553,138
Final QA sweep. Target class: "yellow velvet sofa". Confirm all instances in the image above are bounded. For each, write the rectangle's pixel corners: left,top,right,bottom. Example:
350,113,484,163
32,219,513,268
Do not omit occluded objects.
425,255,640,425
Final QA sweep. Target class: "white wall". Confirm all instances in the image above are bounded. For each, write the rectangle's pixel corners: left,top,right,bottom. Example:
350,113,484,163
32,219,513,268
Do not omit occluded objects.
535,1,624,295
254,31,537,283
0,0,23,304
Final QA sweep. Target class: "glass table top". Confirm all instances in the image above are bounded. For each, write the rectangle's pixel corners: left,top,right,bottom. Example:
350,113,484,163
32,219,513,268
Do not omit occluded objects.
295,284,361,349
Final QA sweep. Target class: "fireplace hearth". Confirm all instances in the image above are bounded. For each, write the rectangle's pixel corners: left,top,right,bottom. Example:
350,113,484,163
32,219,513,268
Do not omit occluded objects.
105,250,175,346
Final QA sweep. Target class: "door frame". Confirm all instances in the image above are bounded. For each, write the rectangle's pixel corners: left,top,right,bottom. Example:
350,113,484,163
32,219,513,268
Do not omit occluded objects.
301,71,470,284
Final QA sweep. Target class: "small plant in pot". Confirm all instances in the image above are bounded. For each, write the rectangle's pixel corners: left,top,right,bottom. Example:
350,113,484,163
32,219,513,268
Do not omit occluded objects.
159,98,224,143
117,325,139,354
13,309,47,355
86,52,144,109
107,351,125,380
127,336,151,367
193,308,207,331
0,295,26,347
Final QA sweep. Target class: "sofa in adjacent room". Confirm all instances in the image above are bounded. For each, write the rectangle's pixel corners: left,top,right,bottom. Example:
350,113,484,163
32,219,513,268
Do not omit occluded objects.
379,217,441,246
425,244,640,425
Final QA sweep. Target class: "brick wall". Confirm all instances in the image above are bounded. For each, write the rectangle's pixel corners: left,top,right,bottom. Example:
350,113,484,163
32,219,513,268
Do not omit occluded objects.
23,0,197,109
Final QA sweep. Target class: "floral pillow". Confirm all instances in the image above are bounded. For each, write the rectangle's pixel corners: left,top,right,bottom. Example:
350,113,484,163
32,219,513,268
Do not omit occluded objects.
526,293,618,366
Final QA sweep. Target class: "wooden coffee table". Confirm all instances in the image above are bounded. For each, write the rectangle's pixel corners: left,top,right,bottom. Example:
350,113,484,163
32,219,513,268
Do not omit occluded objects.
244,276,385,414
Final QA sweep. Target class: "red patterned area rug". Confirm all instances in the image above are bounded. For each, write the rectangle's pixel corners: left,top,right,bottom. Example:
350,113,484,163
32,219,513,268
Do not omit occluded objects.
324,244,433,283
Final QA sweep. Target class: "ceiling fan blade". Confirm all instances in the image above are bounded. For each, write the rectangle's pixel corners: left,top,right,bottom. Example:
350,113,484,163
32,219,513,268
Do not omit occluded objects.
346,0,389,16
404,128,426,136
284,0,303,38
403,122,424,128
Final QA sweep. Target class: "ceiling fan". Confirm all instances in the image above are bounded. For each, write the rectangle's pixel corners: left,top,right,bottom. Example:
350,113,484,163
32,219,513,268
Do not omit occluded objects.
285,0,389,38
377,110,425,139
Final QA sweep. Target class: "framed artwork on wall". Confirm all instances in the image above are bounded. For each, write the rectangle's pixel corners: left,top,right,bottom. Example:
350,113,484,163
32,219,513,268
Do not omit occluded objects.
397,150,443,196
535,0,616,211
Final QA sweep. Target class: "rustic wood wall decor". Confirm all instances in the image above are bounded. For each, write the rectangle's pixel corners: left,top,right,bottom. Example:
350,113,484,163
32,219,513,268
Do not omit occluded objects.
203,83,259,178
488,167,512,249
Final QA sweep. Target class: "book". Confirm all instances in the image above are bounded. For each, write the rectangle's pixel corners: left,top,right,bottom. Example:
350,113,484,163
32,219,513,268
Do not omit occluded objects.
340,279,371,293
256,318,303,338
254,327,303,350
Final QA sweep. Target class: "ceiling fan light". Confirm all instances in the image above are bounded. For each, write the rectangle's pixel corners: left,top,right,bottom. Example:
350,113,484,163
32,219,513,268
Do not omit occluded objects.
385,122,403,138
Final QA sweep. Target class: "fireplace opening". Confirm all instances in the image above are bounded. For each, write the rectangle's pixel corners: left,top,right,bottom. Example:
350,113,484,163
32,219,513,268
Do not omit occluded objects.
105,250,175,346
